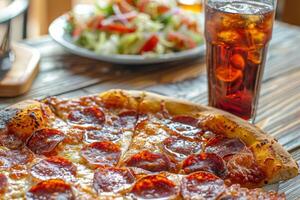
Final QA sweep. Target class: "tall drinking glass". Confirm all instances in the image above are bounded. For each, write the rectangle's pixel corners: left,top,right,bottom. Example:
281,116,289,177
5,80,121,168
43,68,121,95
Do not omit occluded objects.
204,0,276,122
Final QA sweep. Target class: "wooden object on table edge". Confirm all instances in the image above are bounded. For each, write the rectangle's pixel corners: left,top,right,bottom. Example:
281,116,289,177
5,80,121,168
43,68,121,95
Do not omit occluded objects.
0,43,40,97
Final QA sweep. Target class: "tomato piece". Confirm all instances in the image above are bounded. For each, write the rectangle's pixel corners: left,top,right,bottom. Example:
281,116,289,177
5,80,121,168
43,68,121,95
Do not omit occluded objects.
168,32,197,50
139,35,159,53
72,27,83,38
157,5,170,15
87,15,104,30
181,16,199,32
136,0,150,12
99,23,136,33
115,1,135,13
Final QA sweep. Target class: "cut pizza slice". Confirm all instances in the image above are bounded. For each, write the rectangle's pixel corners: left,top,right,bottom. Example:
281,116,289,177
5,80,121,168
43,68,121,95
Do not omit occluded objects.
42,90,142,163
137,90,298,187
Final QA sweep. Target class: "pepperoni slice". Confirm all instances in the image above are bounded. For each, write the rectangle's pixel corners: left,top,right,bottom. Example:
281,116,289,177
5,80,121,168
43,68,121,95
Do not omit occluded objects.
131,175,178,199
0,174,8,194
125,150,172,172
181,171,225,200
162,136,201,160
26,179,75,200
167,120,202,140
226,152,266,186
93,167,135,193
172,116,199,127
30,156,76,182
68,106,105,125
0,148,33,168
182,153,227,178
118,110,138,130
26,128,65,155
205,136,246,158
81,141,121,167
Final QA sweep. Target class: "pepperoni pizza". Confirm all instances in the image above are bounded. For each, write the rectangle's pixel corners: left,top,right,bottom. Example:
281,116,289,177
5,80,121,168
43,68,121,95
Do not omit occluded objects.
0,90,298,199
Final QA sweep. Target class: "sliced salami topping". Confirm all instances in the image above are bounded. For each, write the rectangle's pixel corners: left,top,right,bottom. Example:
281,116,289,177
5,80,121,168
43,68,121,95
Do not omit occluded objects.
93,167,135,193
182,153,227,178
0,174,8,194
118,110,138,130
167,116,203,140
26,128,65,155
162,136,202,160
181,171,225,200
131,175,178,199
226,152,266,186
205,137,246,158
125,150,172,172
26,179,75,200
84,125,122,143
30,156,76,182
81,141,121,167
0,148,33,168
68,106,105,125
172,116,199,127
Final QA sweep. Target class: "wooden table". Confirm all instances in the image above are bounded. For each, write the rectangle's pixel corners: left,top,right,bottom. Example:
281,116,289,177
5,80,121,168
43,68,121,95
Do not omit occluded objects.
1,22,300,199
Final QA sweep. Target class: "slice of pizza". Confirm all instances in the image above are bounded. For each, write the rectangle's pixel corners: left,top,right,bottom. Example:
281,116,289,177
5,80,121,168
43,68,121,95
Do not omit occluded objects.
137,90,298,188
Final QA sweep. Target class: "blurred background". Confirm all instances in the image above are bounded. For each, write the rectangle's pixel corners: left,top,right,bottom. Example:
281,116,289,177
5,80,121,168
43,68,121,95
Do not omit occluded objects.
0,0,299,41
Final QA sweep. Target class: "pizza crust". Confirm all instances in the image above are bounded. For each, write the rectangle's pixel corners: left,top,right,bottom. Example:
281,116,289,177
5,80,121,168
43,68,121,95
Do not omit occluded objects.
0,100,54,142
0,89,298,187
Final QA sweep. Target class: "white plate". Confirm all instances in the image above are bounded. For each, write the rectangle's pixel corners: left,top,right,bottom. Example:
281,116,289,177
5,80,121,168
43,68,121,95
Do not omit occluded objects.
49,11,205,65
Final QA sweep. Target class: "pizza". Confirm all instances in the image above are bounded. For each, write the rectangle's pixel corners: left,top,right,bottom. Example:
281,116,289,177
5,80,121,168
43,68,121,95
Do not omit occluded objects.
0,89,298,199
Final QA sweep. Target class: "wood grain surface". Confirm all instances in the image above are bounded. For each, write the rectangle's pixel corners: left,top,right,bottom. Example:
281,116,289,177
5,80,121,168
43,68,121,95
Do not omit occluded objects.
0,22,299,199
0,43,40,97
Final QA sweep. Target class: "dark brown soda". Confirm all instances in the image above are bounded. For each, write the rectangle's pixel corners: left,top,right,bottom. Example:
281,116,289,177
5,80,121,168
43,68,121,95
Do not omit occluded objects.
205,0,275,120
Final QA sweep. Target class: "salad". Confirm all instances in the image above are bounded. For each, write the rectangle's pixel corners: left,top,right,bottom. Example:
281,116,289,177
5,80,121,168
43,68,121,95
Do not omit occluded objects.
66,0,203,55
